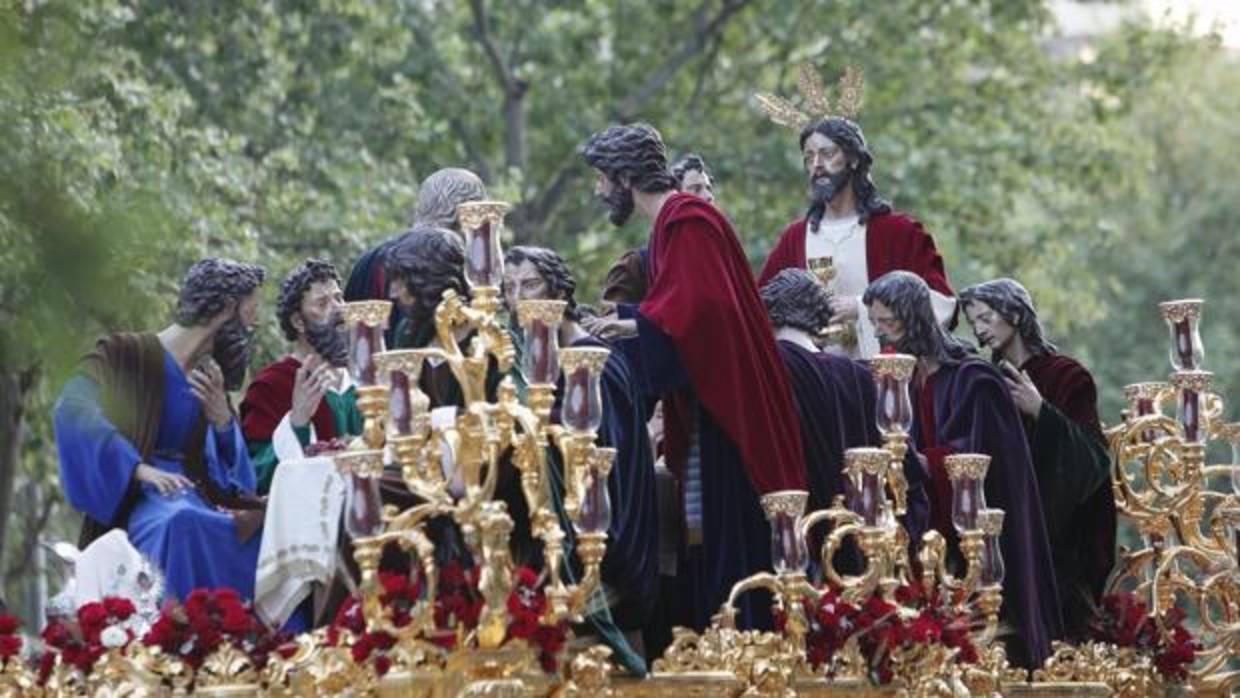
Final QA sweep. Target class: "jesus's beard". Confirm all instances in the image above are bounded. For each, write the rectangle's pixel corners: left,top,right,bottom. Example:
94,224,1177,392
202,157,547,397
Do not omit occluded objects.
304,312,349,368
212,317,256,391
806,169,852,230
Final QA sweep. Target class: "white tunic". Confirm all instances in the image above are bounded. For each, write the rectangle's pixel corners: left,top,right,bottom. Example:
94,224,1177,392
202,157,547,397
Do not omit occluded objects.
806,215,956,359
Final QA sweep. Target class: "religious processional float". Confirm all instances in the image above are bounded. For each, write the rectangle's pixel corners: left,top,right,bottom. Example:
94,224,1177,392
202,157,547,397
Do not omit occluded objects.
0,203,1237,697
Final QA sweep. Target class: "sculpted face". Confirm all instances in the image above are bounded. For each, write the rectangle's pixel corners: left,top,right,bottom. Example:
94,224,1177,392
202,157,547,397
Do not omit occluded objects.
964,300,1017,355
867,299,905,348
679,169,715,204
508,260,551,303
593,169,635,226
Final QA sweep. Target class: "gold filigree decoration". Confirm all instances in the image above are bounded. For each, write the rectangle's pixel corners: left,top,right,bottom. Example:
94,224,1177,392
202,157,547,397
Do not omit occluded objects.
456,201,512,231
943,454,990,481
559,347,610,374
844,447,891,476
1159,299,1203,323
1033,642,1161,698
515,300,568,327
760,490,810,519
342,300,393,329
754,64,866,131
870,354,917,382
335,447,385,477
1169,369,1212,394
374,349,432,380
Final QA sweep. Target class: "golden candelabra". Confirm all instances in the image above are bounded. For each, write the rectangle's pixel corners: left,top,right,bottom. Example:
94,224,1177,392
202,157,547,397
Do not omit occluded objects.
1035,297,1238,698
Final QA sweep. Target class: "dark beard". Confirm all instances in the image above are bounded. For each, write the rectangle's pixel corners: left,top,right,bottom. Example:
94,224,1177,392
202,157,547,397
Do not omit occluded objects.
212,317,255,391
304,312,349,367
806,169,853,230
600,185,635,226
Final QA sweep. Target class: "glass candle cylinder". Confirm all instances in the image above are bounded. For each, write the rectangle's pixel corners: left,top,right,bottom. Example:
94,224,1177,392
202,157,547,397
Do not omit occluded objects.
844,448,891,527
1223,424,1240,495
978,508,1006,586
1124,382,1167,444
1159,299,1204,371
336,450,386,537
376,350,430,437
576,448,616,535
457,201,511,288
871,354,916,435
946,454,991,534
516,300,567,385
341,301,392,387
1171,370,1212,445
560,347,609,434
761,490,810,575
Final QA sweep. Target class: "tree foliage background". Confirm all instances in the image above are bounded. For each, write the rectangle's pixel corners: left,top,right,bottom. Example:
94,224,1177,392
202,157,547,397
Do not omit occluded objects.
2,0,1237,622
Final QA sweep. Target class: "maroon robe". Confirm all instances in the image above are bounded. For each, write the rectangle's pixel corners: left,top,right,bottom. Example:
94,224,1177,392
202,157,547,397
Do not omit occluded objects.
240,356,340,444
1021,353,1114,639
639,193,806,494
757,213,955,302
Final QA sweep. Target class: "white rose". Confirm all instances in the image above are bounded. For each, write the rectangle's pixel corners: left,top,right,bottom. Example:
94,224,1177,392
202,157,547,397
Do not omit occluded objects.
100,625,129,649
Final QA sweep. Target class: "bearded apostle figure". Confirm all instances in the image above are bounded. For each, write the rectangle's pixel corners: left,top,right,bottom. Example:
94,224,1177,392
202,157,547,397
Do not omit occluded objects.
756,66,955,358
961,278,1114,640
582,123,806,630
54,258,272,610
241,258,359,494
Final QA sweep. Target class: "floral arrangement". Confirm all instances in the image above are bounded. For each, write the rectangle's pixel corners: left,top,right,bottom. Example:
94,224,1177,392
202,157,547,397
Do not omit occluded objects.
1089,592,1198,682
329,562,568,676
39,597,137,679
141,589,289,672
775,583,976,685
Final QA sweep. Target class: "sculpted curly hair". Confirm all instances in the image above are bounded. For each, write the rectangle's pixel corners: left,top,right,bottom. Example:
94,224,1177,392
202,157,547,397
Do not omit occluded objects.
581,123,679,194
384,225,468,325
412,168,487,230
761,269,834,334
276,258,341,341
959,278,1058,359
504,246,579,321
671,153,712,184
174,258,266,327
863,271,972,362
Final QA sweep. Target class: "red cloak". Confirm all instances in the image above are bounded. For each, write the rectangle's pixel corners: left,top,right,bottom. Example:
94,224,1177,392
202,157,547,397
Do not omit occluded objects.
757,212,955,299
639,193,805,493
240,356,339,443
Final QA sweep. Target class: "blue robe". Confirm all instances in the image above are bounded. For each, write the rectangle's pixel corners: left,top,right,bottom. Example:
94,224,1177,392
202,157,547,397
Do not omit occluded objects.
55,349,262,604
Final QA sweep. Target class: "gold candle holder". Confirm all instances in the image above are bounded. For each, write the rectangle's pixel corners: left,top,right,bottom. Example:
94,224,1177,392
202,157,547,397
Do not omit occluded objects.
515,299,567,387
872,353,916,516
1159,298,1204,371
945,454,991,534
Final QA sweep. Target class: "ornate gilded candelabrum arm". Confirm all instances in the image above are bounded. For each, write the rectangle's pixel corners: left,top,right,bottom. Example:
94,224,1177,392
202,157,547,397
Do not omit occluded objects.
562,447,615,621
975,508,1006,642
476,501,515,649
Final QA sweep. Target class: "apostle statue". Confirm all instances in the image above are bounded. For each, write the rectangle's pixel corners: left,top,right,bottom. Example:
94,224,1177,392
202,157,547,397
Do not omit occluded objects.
961,278,1114,640
862,271,1062,668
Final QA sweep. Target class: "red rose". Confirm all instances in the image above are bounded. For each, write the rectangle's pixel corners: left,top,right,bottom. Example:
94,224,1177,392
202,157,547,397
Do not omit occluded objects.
0,615,19,635
514,566,540,589
103,597,136,621
220,607,253,635
380,572,408,598
37,650,56,685
375,655,393,676
41,622,73,649
77,603,110,641
0,634,21,659
907,613,941,644
351,635,374,663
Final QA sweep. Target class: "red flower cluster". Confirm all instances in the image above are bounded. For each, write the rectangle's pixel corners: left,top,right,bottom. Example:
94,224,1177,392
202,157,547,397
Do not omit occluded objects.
506,567,568,672
1089,593,1198,682
775,584,977,685
0,614,21,661
142,588,282,671
327,564,568,675
40,597,137,676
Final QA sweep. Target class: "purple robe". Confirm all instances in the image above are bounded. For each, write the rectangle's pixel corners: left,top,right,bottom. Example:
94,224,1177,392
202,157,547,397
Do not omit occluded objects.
912,358,1063,668
777,341,929,567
